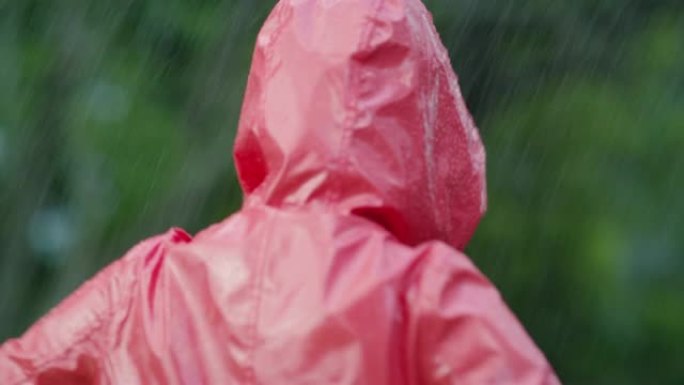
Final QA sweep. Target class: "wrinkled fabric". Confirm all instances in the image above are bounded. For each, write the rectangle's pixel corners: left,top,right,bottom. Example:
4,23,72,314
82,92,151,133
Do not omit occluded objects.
1,0,560,384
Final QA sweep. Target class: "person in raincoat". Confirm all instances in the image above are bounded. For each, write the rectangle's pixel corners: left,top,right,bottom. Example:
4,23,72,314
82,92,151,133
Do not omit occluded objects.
1,0,560,384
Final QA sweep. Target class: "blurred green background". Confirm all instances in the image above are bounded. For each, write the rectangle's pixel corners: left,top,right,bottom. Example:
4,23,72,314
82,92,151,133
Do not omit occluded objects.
1,0,682,383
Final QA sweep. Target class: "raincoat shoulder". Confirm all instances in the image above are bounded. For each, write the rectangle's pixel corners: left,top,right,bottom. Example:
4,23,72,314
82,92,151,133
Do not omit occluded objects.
0,229,190,384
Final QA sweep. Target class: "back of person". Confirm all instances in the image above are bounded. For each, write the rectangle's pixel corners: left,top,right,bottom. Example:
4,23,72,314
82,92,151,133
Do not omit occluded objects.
1,0,560,384
186,206,557,384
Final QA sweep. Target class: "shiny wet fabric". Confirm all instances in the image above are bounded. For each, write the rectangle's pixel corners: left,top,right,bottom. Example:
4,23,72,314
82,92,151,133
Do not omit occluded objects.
1,0,560,384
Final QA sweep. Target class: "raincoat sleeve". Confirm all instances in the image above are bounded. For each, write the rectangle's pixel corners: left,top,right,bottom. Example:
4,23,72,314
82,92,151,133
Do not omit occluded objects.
0,228,190,385
411,243,560,385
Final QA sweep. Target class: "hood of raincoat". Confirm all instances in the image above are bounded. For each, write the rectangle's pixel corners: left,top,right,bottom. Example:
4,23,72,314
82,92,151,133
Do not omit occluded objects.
234,0,486,250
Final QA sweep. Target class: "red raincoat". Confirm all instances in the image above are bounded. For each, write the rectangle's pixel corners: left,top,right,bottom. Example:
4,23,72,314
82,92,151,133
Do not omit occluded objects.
1,0,560,384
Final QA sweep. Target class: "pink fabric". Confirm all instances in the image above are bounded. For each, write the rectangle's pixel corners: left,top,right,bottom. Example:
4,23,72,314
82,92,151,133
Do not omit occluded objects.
1,0,560,383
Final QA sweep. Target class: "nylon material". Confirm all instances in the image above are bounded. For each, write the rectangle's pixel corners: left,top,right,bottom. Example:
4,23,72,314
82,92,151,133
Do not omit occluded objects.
170,245,254,334
326,238,386,310
2,0,560,383
292,0,366,57
354,61,415,113
413,247,556,384
35,354,100,385
254,324,363,385
108,330,149,385
259,223,328,335
170,243,253,336
365,18,394,51
123,288,166,375
274,158,333,205
423,74,440,219
348,123,408,194
265,44,347,153
325,232,378,305
238,0,487,247
0,357,20,385
164,268,220,384
263,71,305,152
375,0,405,22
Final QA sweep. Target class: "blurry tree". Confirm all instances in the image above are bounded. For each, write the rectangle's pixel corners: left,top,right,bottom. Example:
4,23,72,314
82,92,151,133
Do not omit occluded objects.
1,1,683,383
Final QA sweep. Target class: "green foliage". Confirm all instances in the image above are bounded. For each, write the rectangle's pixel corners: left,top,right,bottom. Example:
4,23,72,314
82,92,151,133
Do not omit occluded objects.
1,1,682,383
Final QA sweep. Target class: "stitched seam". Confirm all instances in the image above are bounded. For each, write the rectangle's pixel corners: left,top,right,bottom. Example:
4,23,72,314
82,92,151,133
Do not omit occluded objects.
330,0,387,207
243,210,272,385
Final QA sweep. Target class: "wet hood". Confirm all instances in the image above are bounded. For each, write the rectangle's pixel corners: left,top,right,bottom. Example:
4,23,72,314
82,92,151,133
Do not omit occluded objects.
233,0,486,250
